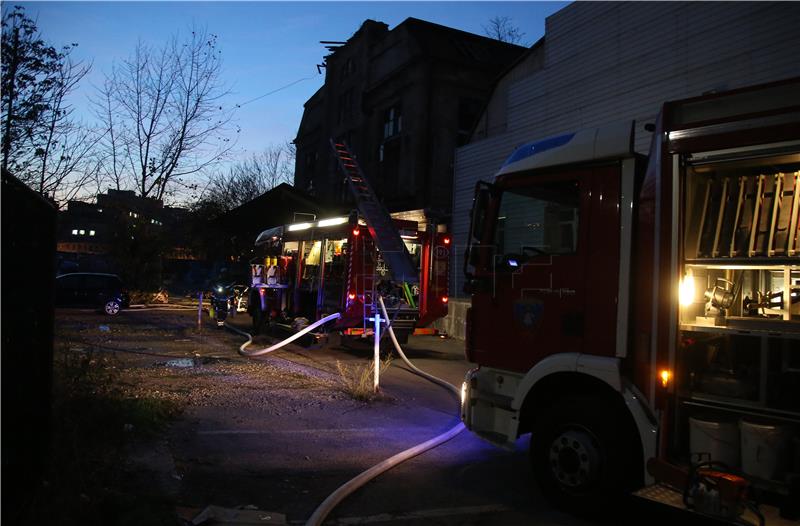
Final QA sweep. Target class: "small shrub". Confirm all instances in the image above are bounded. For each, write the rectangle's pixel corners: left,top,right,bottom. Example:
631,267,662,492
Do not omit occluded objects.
336,355,392,401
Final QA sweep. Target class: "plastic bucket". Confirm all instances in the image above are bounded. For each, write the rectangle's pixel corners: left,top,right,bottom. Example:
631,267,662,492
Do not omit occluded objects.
689,417,740,468
689,418,739,468
739,420,790,480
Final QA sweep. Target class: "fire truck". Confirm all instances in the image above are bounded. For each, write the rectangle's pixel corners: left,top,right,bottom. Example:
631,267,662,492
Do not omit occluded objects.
247,141,450,342
460,78,799,523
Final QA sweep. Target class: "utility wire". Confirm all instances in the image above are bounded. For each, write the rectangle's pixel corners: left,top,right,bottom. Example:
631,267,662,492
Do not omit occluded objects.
235,75,319,108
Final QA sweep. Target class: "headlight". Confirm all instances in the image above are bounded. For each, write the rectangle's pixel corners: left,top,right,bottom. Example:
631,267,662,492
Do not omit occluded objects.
217,286,223,293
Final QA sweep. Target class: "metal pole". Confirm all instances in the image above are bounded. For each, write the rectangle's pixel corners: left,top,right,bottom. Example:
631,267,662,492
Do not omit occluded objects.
198,291,203,330
373,311,381,392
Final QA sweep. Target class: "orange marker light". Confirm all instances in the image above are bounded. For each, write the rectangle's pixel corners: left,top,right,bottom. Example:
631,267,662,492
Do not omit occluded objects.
660,369,672,388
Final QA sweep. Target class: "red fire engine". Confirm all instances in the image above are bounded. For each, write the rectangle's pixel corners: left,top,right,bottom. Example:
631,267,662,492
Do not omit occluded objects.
461,78,799,523
247,141,450,342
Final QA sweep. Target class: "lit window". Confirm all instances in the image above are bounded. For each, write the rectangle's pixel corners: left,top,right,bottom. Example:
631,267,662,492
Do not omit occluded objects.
71,229,78,235
79,229,85,235
98,209,103,213
89,230,96,236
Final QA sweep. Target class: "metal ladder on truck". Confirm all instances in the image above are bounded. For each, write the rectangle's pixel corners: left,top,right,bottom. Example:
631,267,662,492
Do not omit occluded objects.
330,139,419,330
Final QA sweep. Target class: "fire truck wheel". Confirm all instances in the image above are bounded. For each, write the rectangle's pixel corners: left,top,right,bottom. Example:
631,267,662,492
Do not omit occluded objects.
531,394,636,514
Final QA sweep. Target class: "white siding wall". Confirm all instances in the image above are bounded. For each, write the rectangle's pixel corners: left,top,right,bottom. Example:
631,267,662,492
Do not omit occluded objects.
445,1,800,337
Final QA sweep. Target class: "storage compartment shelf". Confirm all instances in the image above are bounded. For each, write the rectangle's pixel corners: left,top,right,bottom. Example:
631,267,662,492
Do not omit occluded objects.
681,396,800,424
681,321,800,338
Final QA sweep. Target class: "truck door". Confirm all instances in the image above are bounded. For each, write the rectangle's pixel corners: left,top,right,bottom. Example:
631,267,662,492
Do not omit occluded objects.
469,166,621,372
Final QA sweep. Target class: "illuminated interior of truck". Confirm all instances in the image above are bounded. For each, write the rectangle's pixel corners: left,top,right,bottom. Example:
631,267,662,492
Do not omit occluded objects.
675,145,799,470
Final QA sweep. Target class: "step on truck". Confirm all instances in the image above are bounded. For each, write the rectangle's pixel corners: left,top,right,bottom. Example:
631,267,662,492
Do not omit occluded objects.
461,78,800,524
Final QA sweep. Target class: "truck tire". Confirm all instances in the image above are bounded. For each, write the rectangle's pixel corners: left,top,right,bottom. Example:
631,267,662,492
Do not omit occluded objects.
530,394,638,514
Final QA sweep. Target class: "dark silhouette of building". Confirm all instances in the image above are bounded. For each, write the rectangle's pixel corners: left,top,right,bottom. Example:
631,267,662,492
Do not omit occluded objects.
1,169,57,524
216,182,328,266
58,189,192,259
294,18,525,225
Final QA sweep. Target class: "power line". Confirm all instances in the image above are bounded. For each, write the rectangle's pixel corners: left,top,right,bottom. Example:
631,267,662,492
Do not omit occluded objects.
236,74,319,108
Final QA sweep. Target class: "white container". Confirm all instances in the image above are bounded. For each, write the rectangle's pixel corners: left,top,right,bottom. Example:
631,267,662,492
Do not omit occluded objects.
689,417,740,468
739,420,790,480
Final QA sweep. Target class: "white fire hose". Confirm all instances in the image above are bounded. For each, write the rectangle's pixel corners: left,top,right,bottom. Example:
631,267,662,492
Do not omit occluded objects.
226,312,342,356
304,297,464,526
224,301,464,526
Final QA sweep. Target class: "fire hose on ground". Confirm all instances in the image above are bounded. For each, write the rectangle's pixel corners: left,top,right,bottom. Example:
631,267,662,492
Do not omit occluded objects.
224,297,464,526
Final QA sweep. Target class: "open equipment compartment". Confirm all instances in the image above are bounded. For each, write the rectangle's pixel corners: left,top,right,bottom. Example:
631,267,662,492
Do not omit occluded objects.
676,140,800,490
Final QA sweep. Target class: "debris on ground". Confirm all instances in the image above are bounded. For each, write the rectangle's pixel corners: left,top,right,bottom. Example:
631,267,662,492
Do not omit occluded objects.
178,504,286,525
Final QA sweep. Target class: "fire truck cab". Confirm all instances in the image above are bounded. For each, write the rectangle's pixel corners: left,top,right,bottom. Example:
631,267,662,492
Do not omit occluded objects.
461,78,800,521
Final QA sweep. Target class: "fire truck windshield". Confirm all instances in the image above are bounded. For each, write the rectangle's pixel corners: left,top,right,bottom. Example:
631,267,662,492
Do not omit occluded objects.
495,180,579,260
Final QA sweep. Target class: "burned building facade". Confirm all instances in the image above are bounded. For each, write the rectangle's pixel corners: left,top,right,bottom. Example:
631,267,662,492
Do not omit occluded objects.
293,18,525,225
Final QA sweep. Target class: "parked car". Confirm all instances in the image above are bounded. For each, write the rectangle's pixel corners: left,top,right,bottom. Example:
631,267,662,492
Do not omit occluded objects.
55,273,130,315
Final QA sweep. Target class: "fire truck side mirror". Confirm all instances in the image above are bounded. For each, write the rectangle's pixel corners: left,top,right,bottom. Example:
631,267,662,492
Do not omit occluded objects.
465,183,494,279
470,187,490,241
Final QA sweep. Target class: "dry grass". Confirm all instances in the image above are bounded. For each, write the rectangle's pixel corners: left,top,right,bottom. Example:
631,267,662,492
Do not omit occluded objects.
335,355,392,401
23,343,182,525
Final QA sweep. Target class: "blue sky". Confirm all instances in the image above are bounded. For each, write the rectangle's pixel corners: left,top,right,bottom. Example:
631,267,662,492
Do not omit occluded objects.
17,1,567,166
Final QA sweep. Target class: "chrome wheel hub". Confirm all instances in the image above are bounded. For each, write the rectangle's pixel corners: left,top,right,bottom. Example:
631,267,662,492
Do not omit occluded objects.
548,428,600,488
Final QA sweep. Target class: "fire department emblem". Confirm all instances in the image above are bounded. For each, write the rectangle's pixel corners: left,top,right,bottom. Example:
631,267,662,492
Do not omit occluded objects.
514,300,543,330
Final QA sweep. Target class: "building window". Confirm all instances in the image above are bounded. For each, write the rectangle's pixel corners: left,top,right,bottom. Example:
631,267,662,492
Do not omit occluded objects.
338,89,354,124
71,229,78,235
79,229,85,235
383,106,402,139
89,230,96,236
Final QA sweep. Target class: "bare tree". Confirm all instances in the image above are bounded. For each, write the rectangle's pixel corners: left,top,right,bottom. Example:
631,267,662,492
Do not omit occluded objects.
29,58,102,205
93,77,132,192
96,28,235,202
199,143,295,214
2,6,99,206
483,16,526,45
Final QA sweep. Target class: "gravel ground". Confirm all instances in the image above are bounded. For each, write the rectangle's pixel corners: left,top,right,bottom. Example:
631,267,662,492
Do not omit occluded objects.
54,308,368,414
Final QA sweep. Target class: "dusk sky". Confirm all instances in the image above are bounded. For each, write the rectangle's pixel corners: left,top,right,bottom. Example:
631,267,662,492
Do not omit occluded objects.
16,1,567,175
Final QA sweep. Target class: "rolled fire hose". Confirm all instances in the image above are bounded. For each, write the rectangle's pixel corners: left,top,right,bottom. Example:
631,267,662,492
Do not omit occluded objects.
304,297,464,526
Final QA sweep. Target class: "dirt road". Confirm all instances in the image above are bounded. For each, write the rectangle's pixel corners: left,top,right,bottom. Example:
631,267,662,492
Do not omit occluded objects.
52,307,600,525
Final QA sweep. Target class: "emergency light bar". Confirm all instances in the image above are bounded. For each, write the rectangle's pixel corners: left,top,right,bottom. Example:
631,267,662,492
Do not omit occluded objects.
288,222,313,232
255,216,367,245
317,217,348,227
